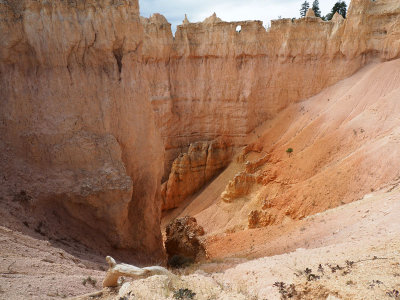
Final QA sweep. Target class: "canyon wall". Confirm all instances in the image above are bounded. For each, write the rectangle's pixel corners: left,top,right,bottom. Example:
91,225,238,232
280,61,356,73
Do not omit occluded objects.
142,0,400,209
1,0,399,258
192,56,400,234
161,139,233,210
0,0,164,261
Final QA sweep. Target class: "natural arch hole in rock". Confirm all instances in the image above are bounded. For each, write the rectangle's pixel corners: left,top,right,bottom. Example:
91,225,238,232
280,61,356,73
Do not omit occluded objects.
236,25,241,33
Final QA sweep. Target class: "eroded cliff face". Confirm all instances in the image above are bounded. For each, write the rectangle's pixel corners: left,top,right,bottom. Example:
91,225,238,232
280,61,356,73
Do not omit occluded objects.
141,0,400,210
1,0,399,261
161,139,234,210
0,0,164,260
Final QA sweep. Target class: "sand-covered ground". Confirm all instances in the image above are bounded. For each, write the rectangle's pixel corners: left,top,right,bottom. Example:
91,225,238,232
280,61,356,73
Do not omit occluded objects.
1,181,399,299
76,181,400,300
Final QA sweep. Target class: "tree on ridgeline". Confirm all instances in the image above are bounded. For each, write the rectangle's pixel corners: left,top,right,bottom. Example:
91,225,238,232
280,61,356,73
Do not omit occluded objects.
325,1,347,20
312,0,321,18
300,1,310,18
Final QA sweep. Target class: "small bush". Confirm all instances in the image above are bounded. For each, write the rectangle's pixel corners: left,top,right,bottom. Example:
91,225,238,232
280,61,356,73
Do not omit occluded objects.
307,273,320,281
386,289,400,299
168,255,194,269
173,288,196,300
286,148,293,154
82,276,97,287
273,282,297,299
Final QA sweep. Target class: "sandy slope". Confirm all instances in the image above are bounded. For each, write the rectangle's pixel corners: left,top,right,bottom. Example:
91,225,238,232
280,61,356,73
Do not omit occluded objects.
2,180,399,299
0,225,105,299
206,178,400,260
0,199,108,299
90,182,400,300
171,59,400,242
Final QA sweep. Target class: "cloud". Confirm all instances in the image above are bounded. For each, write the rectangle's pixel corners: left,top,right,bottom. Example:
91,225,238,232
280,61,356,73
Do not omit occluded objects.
139,0,349,31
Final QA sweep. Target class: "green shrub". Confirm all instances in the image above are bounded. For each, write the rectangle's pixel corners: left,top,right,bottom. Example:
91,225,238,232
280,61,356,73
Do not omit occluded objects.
286,148,294,154
173,288,196,300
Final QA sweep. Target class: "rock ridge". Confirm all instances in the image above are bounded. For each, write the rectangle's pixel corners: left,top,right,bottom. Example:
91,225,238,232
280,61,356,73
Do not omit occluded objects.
142,0,400,181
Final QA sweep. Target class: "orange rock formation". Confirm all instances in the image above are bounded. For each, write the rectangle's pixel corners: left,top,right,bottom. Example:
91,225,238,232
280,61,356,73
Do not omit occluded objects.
161,139,234,210
0,0,164,260
1,0,400,259
142,0,400,206
179,58,400,236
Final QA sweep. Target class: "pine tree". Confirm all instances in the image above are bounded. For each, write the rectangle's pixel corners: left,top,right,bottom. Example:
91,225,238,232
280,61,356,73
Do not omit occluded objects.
326,1,347,20
300,1,310,18
312,0,321,18
336,1,347,18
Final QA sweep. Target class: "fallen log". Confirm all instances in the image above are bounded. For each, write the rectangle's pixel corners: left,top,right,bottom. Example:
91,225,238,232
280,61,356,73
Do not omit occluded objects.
103,256,171,287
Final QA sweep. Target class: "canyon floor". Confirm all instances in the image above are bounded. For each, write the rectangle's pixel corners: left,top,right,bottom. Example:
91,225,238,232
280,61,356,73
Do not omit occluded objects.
1,181,399,299
2,60,400,299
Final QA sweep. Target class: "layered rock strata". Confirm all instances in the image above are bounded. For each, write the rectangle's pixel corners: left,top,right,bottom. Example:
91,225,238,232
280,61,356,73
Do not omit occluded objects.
0,0,164,260
188,58,400,234
161,139,234,210
1,0,400,259
142,0,400,183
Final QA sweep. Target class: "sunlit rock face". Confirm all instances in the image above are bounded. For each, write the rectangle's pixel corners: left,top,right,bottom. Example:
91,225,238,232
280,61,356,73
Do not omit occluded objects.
142,0,400,202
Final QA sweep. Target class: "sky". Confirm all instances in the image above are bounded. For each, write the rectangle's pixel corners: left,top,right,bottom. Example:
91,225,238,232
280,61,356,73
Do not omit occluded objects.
140,0,349,32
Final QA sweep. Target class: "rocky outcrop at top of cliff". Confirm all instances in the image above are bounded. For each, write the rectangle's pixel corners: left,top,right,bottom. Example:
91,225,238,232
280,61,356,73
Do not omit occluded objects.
0,0,164,261
142,0,400,203
142,0,400,181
